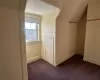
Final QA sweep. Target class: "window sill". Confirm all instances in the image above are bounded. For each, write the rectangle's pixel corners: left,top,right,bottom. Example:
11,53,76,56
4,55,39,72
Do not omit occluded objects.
26,40,41,45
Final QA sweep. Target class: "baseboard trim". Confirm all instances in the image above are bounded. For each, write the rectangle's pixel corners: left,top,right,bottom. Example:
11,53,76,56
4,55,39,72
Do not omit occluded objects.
27,56,41,64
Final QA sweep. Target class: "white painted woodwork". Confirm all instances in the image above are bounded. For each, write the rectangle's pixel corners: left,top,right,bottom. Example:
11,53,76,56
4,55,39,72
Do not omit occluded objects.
43,27,55,65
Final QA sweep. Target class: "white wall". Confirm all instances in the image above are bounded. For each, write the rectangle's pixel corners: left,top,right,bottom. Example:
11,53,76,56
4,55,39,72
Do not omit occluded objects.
56,0,79,65
1,7,23,80
4,8,23,80
84,0,100,65
0,8,4,79
26,42,41,63
56,21,78,65
76,9,87,55
0,0,27,80
42,12,58,28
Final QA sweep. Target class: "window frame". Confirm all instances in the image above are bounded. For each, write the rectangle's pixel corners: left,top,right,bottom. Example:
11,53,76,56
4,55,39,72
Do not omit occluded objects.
25,13,41,43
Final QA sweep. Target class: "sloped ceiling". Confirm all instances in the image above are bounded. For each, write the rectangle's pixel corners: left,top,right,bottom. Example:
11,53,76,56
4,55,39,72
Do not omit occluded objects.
70,0,89,22
41,0,89,21
0,0,89,21
25,0,59,15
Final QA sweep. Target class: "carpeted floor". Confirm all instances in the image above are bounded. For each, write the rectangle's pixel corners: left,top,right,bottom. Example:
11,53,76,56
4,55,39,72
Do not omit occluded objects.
28,55,100,80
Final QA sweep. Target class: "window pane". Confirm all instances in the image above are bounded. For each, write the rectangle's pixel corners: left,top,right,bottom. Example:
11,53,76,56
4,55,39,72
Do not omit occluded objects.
25,22,37,41
31,23,36,29
25,22,31,29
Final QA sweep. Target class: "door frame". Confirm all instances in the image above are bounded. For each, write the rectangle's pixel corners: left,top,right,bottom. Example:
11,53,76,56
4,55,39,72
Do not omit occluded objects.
19,0,28,80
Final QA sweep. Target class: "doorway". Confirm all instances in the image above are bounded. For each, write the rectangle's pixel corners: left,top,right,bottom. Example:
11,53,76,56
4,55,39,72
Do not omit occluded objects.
24,0,59,79
25,13,41,64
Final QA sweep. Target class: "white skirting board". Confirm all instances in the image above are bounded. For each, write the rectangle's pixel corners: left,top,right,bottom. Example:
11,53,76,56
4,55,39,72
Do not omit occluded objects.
27,56,41,64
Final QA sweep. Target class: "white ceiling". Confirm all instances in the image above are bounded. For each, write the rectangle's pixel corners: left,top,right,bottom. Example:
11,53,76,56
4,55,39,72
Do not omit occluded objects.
25,0,59,15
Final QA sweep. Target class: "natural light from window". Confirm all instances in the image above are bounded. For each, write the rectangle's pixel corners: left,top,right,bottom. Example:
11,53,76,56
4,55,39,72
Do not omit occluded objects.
25,20,40,42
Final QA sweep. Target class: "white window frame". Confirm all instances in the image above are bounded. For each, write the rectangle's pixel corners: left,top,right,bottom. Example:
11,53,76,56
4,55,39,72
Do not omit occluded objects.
25,13,41,43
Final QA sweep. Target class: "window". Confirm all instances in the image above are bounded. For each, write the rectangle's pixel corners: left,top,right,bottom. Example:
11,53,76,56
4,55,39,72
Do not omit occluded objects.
25,15,40,42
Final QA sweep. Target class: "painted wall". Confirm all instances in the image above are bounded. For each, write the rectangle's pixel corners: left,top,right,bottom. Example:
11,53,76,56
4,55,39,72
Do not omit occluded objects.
56,18,78,65
42,12,58,28
26,42,41,63
55,0,81,65
76,9,87,55
0,0,27,80
1,7,22,80
84,0,100,65
0,7,4,79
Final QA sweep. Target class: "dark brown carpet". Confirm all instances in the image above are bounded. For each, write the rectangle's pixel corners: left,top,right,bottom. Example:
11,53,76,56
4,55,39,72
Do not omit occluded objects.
28,55,100,80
